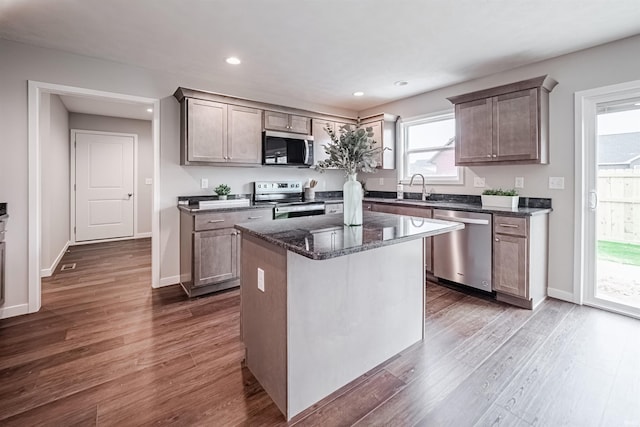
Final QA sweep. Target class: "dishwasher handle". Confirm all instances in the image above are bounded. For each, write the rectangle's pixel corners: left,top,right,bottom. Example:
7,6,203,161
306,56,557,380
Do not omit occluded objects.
433,215,490,225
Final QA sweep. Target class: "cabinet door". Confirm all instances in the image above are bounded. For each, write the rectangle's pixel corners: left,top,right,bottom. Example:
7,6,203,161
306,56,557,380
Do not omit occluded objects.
312,120,334,165
493,89,539,161
193,228,239,287
365,120,384,167
187,99,227,163
493,233,528,298
228,105,263,164
289,114,312,134
264,111,290,132
455,98,493,164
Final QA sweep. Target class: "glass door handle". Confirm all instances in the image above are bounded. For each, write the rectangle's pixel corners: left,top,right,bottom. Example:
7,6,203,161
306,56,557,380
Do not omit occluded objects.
588,190,598,210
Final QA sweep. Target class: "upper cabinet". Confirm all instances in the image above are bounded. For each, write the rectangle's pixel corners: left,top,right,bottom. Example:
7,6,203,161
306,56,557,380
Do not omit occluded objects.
264,111,312,134
311,119,353,166
177,96,263,166
447,75,557,166
359,113,398,170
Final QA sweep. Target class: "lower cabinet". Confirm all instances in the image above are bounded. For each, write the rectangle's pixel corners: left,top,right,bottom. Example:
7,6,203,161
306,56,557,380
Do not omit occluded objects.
493,214,548,309
180,208,273,297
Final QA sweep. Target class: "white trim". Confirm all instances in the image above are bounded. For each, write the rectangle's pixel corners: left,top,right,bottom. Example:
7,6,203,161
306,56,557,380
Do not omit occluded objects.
547,287,576,303
70,129,138,244
71,234,151,246
158,275,180,288
136,232,152,239
574,78,640,312
398,110,463,186
27,80,161,316
40,240,70,277
0,303,30,319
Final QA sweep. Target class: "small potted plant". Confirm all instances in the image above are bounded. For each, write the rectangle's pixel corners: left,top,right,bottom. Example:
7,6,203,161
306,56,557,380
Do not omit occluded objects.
481,188,519,210
214,184,231,200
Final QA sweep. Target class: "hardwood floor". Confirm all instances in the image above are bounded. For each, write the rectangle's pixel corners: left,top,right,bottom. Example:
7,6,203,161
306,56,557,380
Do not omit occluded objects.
1,238,639,426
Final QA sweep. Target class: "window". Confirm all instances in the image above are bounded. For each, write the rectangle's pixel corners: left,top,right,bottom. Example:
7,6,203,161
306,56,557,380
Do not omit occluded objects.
400,111,463,184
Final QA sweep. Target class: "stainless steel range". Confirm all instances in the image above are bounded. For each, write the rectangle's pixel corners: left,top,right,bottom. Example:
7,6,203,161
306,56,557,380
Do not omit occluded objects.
254,181,325,219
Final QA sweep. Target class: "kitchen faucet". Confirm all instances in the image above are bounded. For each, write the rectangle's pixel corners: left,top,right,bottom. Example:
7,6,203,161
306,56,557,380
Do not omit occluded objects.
409,173,429,201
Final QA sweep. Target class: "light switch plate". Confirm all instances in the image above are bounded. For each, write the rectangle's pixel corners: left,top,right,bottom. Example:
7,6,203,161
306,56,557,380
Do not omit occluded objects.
257,268,265,292
145,178,153,185
515,177,524,188
474,177,486,187
549,176,565,190
200,178,209,189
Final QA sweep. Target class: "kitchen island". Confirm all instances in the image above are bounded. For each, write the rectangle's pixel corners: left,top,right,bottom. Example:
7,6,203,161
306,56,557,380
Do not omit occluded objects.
235,211,463,420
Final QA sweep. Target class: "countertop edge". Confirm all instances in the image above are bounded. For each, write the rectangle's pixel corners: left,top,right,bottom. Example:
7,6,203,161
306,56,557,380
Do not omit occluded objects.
363,198,552,216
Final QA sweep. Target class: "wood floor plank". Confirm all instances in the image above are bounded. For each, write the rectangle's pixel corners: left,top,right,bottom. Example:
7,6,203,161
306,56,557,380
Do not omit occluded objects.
1,239,639,426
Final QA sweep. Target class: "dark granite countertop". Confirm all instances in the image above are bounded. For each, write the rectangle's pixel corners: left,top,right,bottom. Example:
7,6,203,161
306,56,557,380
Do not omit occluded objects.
0,202,7,220
178,203,271,214
235,211,464,260
363,197,551,217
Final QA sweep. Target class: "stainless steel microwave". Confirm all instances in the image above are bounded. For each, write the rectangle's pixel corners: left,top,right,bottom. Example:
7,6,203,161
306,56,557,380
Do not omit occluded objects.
263,131,314,166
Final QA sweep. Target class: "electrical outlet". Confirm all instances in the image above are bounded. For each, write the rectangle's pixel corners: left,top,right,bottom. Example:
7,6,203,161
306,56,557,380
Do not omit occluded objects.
145,178,153,185
515,177,524,188
200,178,208,189
549,176,565,190
378,178,384,185
474,177,486,187
257,268,265,292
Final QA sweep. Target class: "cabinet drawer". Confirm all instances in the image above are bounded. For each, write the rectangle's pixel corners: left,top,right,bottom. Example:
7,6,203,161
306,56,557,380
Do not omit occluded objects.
494,215,528,237
195,208,273,231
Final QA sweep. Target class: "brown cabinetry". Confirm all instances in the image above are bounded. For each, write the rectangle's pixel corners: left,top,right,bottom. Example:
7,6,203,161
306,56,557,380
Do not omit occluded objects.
312,119,353,166
493,214,548,309
448,75,557,166
180,208,273,297
359,113,397,170
265,111,311,134
178,97,263,166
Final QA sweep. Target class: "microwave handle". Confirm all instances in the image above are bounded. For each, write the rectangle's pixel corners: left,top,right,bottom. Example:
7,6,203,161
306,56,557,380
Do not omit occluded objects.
304,140,310,164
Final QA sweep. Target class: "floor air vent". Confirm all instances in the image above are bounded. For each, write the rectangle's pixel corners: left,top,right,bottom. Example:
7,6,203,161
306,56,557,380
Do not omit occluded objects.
60,263,76,271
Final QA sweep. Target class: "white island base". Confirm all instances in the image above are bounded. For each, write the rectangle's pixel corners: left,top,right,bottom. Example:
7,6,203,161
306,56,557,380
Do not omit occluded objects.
241,234,424,420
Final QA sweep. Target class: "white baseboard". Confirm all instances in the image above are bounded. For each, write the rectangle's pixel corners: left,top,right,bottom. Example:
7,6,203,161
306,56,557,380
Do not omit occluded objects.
0,303,30,319
157,275,180,288
547,287,576,303
135,232,152,238
40,240,71,278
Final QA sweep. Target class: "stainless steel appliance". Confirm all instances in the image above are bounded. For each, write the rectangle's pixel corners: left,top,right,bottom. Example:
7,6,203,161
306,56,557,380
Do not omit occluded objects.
432,209,493,292
263,131,314,166
254,181,325,219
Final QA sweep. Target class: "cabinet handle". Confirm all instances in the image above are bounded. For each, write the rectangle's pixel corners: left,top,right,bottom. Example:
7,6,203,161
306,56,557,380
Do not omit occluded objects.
495,238,499,242
208,219,225,223
247,216,263,220
486,154,491,158
492,154,497,158
498,223,519,228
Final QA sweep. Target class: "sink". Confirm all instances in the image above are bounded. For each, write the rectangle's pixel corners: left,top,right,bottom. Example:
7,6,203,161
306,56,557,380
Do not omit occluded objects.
199,199,251,209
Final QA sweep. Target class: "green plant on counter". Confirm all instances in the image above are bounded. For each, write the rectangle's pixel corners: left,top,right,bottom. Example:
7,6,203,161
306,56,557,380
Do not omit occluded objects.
482,188,518,196
214,184,231,196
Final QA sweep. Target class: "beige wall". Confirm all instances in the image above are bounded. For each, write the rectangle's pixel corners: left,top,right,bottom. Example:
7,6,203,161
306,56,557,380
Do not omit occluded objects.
0,38,352,316
69,113,154,235
359,34,640,299
40,93,70,276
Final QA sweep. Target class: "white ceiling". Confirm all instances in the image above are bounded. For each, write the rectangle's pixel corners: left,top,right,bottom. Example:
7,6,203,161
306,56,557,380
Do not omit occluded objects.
2,0,640,111
59,95,154,121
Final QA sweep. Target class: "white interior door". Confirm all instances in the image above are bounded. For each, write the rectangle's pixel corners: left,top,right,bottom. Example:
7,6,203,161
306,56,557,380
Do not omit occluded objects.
75,131,135,242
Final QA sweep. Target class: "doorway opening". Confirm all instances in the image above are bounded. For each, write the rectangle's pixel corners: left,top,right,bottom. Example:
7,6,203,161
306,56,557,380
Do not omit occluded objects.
575,80,640,319
28,81,160,314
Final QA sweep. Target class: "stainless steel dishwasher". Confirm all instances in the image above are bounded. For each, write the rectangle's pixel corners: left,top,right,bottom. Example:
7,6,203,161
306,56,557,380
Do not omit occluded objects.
432,209,493,292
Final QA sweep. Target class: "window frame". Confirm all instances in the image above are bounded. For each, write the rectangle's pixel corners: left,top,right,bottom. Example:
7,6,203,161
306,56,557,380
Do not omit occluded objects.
398,110,464,185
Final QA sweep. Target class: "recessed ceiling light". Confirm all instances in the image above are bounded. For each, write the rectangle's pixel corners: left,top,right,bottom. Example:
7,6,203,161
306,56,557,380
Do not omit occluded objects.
353,91,364,97
226,57,241,65
394,81,408,86
146,108,153,113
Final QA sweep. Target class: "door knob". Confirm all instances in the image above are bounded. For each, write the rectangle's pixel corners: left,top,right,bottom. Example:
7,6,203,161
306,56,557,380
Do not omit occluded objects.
127,193,133,198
